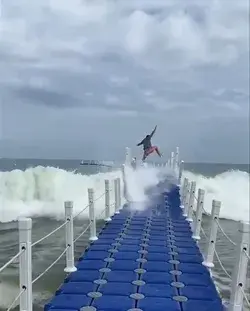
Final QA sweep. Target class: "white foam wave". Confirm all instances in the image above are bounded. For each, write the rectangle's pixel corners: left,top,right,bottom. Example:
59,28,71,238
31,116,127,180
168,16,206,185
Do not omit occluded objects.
0,165,164,223
124,165,164,202
183,170,250,222
0,166,121,223
1,165,248,223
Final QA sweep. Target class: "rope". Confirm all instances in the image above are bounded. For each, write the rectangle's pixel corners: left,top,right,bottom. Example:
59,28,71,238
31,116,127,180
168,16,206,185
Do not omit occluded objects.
32,246,69,284
0,248,25,273
73,200,116,243
243,249,250,261
73,203,89,220
194,195,207,214
200,226,208,240
214,248,232,279
215,219,237,246
32,219,69,247
241,250,250,309
201,224,231,279
97,207,106,218
95,192,106,202
33,191,106,247
6,287,26,311
200,221,250,310
201,224,250,307
99,201,116,219
240,285,250,308
73,222,92,243
73,192,106,220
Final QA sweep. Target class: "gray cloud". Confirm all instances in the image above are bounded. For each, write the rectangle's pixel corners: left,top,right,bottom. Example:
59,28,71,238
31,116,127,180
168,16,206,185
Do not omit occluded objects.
0,0,249,162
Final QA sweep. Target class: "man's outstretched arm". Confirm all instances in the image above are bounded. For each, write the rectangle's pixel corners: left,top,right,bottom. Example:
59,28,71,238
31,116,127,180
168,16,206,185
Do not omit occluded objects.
149,125,157,138
137,139,144,146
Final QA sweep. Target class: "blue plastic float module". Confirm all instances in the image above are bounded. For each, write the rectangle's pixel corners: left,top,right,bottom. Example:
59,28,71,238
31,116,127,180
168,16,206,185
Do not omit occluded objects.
45,185,224,311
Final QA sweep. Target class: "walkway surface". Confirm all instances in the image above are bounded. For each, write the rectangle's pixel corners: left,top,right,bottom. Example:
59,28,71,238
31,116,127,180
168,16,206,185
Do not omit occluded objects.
44,184,224,311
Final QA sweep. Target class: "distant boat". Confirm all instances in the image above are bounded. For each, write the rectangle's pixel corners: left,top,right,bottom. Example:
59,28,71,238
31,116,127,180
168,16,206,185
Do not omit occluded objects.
79,160,114,167
80,160,98,166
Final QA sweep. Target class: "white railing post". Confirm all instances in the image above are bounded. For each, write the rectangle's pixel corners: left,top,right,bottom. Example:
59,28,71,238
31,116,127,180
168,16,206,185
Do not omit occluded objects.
186,181,196,222
121,164,129,202
104,180,111,221
175,146,179,172
64,201,77,273
202,200,221,268
131,157,137,169
114,178,120,214
88,188,98,241
178,160,184,185
170,152,175,169
192,189,205,241
117,177,121,208
229,221,250,311
180,177,188,209
19,217,32,311
125,147,131,165
183,181,191,216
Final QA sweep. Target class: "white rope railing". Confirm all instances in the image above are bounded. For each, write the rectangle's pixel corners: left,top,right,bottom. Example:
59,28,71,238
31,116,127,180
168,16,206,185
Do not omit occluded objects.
32,219,69,247
0,248,25,273
194,194,207,214
73,194,117,244
134,148,250,311
215,219,237,246
239,285,250,308
199,206,249,311
73,191,108,220
6,287,26,311
32,246,70,284
73,203,90,220
33,187,114,283
0,176,120,311
97,207,106,218
200,226,208,240
201,224,232,279
73,222,92,244
180,176,250,311
97,202,115,219
243,249,250,261
214,248,232,279
0,242,28,311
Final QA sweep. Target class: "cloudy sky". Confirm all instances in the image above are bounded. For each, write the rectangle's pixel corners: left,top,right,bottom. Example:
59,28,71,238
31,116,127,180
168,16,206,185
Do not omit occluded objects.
0,0,249,162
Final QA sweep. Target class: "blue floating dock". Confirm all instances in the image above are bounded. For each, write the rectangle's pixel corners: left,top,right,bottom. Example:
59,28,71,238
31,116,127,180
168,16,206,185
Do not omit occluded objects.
45,185,224,311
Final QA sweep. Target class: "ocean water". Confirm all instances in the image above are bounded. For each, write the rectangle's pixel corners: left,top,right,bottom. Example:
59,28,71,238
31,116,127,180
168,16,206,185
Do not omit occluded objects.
0,159,249,310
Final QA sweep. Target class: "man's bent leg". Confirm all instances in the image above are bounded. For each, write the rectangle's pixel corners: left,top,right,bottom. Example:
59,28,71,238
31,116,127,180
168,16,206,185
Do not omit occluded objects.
154,146,162,157
142,148,152,161
142,151,147,161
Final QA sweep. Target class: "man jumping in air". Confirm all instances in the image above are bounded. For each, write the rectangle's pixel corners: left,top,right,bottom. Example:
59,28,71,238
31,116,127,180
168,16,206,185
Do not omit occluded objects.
137,125,162,161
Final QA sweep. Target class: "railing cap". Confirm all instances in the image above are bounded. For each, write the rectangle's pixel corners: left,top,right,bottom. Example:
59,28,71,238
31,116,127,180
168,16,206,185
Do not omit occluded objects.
64,201,73,208
18,217,32,230
239,221,250,234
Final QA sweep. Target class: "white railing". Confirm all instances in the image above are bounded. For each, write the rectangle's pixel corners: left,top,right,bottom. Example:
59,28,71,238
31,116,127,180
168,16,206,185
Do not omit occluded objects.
2,147,247,311
180,176,250,311
0,177,122,311
114,146,249,310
